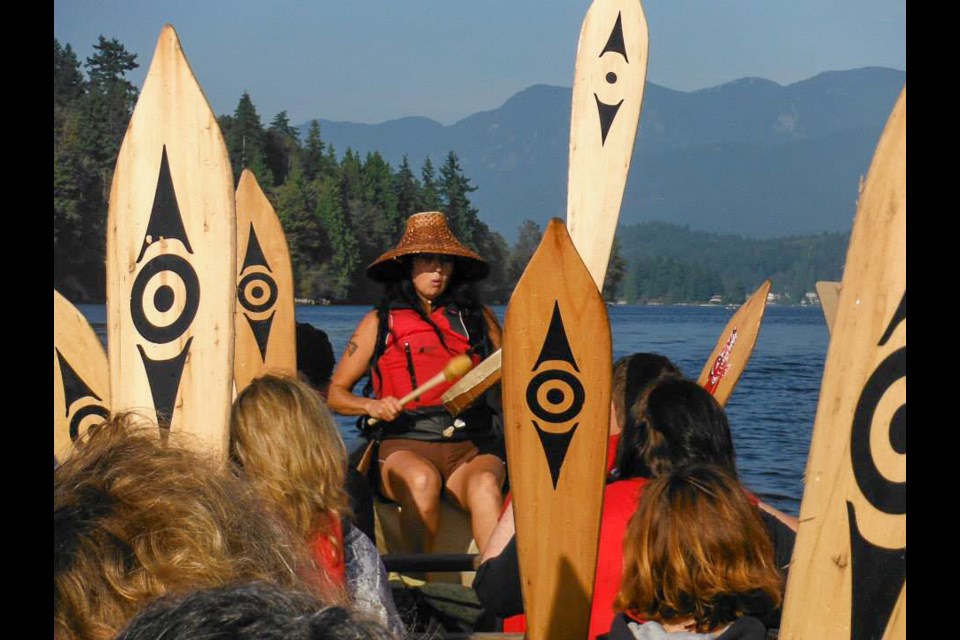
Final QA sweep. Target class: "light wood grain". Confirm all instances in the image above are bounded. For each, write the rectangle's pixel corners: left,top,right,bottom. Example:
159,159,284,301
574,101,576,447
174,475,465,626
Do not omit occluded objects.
567,0,649,288
54,290,110,464
234,168,297,392
816,280,842,335
780,88,905,640
106,25,235,458
502,218,611,640
697,280,771,406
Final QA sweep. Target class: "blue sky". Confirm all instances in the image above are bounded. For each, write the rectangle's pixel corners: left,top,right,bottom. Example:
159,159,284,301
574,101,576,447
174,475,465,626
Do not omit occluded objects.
54,0,905,126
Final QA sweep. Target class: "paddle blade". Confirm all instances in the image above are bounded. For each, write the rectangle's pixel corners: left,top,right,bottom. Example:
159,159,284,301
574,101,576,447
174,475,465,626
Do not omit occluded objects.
697,279,771,406
502,218,611,640
780,88,905,640
567,0,649,289
106,25,236,457
54,290,110,465
234,169,297,392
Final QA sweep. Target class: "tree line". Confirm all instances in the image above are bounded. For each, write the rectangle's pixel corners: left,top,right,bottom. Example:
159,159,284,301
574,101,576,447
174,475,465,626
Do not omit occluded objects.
55,35,842,307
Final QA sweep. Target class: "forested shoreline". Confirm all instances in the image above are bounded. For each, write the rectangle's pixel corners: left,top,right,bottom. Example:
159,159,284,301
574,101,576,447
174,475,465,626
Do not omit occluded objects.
54,36,846,306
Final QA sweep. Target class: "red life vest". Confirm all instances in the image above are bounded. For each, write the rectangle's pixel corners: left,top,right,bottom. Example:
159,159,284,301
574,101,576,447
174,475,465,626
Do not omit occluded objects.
372,306,481,408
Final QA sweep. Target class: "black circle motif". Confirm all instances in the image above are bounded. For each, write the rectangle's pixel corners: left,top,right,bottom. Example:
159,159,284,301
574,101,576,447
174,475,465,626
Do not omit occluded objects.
526,370,585,424
154,285,175,313
606,72,617,84
131,254,200,344
850,346,905,515
238,272,278,313
69,404,111,441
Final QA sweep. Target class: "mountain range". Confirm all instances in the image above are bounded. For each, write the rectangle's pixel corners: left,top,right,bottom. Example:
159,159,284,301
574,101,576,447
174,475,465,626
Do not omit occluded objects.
300,67,905,241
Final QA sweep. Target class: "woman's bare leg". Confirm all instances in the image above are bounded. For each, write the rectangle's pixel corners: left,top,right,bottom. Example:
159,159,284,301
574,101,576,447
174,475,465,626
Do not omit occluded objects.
380,451,442,553
446,454,506,553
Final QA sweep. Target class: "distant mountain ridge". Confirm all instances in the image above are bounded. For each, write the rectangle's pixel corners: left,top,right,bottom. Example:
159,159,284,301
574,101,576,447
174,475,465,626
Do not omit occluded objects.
299,67,905,240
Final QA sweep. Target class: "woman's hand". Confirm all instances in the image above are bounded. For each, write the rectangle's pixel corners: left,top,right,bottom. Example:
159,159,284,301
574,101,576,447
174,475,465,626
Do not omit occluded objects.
364,397,404,423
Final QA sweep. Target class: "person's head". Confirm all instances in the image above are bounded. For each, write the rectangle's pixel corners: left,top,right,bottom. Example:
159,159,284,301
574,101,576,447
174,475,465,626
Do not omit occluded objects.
117,581,390,640
366,211,488,304
611,353,682,432
296,322,336,392
615,464,782,632
617,377,737,480
54,413,322,640
230,374,350,541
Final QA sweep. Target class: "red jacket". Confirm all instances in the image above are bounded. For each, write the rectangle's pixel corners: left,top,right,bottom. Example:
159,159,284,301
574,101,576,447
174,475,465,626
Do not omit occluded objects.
504,476,649,639
373,307,479,407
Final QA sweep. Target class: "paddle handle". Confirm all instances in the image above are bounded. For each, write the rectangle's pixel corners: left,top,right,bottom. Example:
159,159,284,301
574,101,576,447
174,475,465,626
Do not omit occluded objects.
366,354,474,427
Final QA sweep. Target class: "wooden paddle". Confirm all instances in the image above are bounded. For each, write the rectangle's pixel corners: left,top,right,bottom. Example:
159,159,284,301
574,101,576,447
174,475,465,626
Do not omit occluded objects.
502,218,612,640
106,25,236,458
443,0,649,416
54,290,111,464
779,88,905,640
356,354,475,475
816,280,842,335
697,279,771,406
234,168,297,392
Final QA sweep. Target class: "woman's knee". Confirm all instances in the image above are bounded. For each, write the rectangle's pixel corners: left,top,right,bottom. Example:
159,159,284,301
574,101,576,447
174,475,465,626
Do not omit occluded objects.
468,471,504,503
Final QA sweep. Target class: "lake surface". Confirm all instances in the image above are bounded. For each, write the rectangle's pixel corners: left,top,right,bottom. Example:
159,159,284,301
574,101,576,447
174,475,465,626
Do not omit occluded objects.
80,303,827,516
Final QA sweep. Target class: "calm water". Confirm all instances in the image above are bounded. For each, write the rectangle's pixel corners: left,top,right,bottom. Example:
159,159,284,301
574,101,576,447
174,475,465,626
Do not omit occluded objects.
80,304,827,516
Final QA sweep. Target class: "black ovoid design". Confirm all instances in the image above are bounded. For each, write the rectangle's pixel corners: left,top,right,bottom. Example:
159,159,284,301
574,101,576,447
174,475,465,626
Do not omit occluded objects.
847,290,905,640
533,303,580,371
55,348,109,441
240,223,272,272
847,502,906,640
599,12,628,62
534,422,580,489
136,147,194,263
238,224,278,361
593,11,629,146
132,147,201,428
526,302,585,489
137,337,193,428
245,312,276,361
238,272,278,314
131,254,201,344
594,95,624,146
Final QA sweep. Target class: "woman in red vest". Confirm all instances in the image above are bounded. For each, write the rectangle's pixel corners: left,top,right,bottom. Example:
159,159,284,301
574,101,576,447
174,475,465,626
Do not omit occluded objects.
328,212,505,554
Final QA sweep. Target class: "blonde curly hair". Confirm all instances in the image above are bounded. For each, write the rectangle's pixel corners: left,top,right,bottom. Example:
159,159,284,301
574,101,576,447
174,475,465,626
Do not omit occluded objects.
53,412,331,640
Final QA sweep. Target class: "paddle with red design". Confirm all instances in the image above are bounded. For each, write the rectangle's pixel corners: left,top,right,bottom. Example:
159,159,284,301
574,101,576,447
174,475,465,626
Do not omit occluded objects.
697,279,771,406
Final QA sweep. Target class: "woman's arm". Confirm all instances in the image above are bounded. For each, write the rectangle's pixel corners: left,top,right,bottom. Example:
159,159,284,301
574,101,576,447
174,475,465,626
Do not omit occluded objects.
326,311,404,422
756,499,799,532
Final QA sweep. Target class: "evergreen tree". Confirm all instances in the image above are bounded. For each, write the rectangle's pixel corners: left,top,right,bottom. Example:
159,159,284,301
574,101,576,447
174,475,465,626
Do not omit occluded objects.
316,176,360,300
602,237,628,301
226,91,269,183
439,151,480,249
264,110,300,187
303,120,337,182
419,156,440,211
508,219,542,287
394,155,422,221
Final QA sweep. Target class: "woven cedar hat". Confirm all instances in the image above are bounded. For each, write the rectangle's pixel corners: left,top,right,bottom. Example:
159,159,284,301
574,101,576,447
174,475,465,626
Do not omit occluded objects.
366,212,489,282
